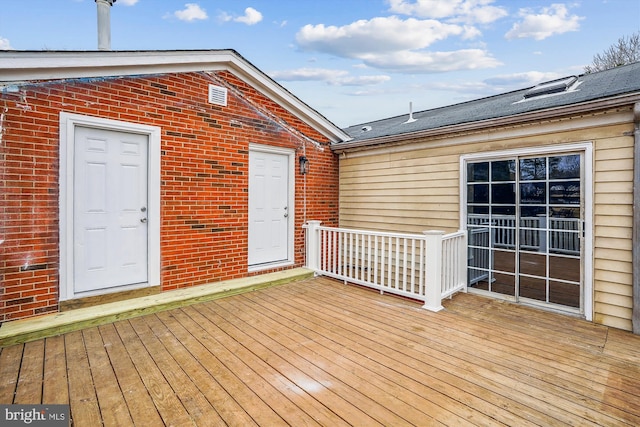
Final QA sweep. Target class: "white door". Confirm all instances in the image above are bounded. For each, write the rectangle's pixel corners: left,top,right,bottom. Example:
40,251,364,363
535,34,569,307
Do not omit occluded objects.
73,126,149,293
248,150,290,266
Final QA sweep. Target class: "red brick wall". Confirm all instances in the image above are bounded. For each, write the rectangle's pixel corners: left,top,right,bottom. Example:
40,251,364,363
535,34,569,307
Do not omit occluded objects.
0,70,339,322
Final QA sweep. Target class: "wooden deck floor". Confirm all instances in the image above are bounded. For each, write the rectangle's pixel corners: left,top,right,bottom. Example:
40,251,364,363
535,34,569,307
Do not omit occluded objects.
1,276,639,426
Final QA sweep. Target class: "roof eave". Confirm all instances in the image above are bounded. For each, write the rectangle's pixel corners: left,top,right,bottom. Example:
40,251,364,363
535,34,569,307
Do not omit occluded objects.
0,50,351,143
331,92,640,153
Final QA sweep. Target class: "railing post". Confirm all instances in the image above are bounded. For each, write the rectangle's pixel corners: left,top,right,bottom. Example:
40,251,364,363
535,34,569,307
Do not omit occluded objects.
460,230,468,293
423,230,445,312
304,220,322,272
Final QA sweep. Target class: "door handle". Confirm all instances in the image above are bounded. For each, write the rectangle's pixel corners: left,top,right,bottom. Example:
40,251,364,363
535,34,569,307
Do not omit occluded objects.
284,213,288,218
140,218,147,223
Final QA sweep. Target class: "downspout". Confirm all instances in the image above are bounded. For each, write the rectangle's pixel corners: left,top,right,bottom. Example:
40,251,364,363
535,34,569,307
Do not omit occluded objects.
96,0,116,51
633,101,640,334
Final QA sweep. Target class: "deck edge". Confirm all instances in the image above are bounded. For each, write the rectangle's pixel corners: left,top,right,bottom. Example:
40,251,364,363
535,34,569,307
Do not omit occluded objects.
0,268,314,347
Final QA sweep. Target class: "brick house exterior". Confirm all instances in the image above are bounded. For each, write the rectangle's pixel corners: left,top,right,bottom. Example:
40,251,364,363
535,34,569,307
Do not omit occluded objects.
0,50,349,322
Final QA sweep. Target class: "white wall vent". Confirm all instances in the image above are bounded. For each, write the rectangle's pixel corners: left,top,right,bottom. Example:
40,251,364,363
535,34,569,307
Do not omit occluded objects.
208,84,228,106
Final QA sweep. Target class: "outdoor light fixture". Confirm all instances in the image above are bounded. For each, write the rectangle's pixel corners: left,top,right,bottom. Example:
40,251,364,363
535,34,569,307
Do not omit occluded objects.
299,155,309,175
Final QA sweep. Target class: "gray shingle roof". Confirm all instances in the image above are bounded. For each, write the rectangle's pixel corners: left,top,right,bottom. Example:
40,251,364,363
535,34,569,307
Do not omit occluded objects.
342,61,640,142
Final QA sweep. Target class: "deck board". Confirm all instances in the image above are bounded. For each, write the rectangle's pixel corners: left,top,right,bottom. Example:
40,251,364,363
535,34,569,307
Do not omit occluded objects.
42,335,69,404
0,344,22,403
83,327,135,426
1,276,640,426
65,331,103,426
113,320,195,426
98,323,164,427
13,340,44,404
142,313,259,426
154,309,286,426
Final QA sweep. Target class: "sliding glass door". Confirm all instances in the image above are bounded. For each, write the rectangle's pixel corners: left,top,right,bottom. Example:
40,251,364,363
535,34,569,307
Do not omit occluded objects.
466,153,583,313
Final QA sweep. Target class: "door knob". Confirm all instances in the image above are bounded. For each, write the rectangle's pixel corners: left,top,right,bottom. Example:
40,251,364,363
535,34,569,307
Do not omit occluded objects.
140,218,147,223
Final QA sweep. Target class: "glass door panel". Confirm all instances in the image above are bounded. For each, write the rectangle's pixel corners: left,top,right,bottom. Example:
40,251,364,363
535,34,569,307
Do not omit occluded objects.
466,153,583,313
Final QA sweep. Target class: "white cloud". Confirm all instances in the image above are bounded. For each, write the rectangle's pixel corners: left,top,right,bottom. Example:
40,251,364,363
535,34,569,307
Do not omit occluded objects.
235,7,262,25
0,37,12,50
505,4,583,40
297,16,470,57
219,7,263,25
271,68,349,81
117,0,138,5
361,49,501,73
174,3,208,22
335,75,392,86
269,68,391,86
296,15,500,73
387,0,508,24
484,71,563,87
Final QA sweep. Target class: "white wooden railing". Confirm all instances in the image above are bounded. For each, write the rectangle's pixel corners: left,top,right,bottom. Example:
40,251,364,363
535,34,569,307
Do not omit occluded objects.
304,221,467,311
468,214,580,254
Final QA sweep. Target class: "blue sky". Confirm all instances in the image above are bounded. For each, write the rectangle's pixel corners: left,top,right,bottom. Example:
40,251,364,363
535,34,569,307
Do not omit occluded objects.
1,0,638,127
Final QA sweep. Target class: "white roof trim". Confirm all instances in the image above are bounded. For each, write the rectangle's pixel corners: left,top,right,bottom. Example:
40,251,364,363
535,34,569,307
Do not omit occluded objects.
0,50,351,143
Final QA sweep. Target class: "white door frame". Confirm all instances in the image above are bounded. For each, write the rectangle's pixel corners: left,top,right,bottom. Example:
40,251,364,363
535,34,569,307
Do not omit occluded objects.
59,112,161,300
248,143,296,271
460,142,594,321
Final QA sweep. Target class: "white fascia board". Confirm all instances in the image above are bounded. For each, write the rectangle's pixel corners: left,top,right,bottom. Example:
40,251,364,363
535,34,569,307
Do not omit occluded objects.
0,50,350,143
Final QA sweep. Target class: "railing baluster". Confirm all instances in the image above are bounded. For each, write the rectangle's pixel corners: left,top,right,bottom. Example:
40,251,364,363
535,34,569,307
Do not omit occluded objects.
380,236,385,288
419,239,425,296
327,231,336,273
336,230,340,274
350,232,354,278
410,238,416,294
338,231,343,276
322,229,328,272
373,235,379,285
367,234,372,282
401,238,408,292
331,230,337,274
355,234,363,280
389,237,394,290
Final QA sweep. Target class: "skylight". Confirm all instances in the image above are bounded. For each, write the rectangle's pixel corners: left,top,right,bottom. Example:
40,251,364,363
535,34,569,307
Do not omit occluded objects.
524,76,578,99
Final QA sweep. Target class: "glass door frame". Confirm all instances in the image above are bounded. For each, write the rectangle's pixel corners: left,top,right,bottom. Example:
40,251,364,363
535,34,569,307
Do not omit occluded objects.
460,142,594,320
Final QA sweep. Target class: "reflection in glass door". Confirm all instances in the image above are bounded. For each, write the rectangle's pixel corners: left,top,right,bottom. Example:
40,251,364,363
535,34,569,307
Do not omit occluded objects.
466,153,583,312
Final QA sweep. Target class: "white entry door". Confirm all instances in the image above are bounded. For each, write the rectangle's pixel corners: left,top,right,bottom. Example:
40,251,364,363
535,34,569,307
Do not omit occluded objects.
73,126,149,293
248,150,290,266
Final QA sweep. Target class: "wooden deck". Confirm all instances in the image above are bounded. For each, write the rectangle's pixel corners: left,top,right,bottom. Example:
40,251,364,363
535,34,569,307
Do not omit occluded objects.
1,276,639,426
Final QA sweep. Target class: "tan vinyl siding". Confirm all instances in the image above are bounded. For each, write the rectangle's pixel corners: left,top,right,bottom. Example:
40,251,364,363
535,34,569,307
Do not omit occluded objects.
338,110,635,330
340,151,460,233
593,132,635,330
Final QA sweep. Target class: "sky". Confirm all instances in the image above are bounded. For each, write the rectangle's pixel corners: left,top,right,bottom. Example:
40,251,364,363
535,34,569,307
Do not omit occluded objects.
1,0,639,128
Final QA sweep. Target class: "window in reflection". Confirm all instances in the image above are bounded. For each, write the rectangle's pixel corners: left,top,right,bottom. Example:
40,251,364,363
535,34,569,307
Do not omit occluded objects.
549,155,580,179
467,162,489,182
491,160,516,181
520,158,547,180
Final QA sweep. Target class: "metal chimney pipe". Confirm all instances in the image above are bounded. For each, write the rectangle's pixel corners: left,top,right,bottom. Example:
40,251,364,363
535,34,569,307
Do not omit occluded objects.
404,101,417,124
96,0,116,51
